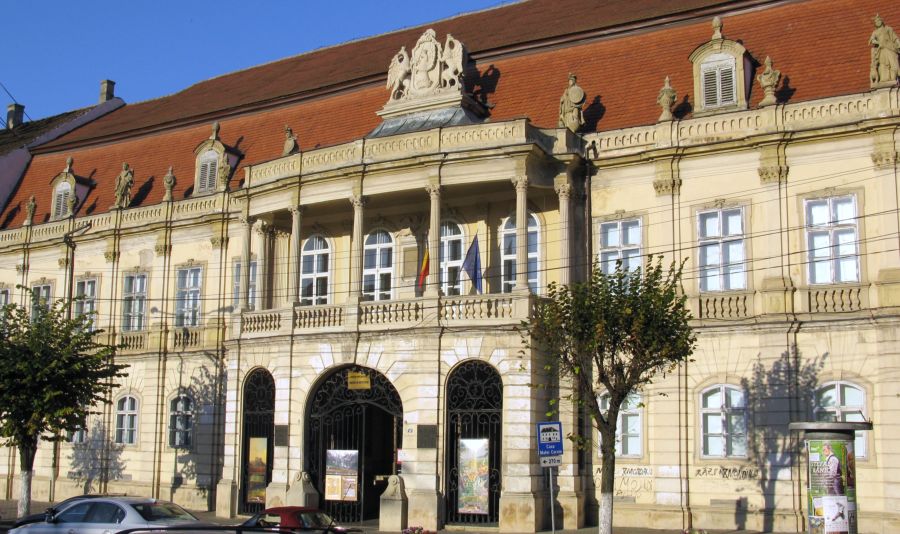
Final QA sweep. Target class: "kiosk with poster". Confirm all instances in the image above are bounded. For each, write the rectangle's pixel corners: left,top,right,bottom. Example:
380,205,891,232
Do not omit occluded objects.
790,422,872,534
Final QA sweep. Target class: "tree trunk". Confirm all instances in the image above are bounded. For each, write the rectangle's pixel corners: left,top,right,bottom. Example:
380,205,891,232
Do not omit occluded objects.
18,441,37,518
598,429,617,534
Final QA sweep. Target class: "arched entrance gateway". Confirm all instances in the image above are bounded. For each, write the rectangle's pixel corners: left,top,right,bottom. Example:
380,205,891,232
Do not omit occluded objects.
305,365,403,522
240,368,275,514
445,360,503,526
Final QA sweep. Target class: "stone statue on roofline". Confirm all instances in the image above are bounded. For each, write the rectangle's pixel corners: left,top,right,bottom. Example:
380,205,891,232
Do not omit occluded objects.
163,166,176,202
282,126,299,156
384,28,468,103
558,73,586,132
114,162,134,209
24,195,36,226
870,14,900,87
757,56,781,107
387,47,411,101
657,76,676,121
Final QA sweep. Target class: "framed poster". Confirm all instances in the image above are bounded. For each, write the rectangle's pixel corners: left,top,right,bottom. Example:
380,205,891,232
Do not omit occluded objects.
247,437,268,503
325,449,359,502
457,438,489,515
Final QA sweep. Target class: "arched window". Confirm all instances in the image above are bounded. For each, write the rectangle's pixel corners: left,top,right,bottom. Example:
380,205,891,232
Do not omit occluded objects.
53,182,72,219
300,235,329,306
815,381,868,458
115,395,138,445
599,392,642,457
197,149,219,193
439,221,464,296
169,395,193,449
363,230,393,301
501,212,539,293
700,385,746,458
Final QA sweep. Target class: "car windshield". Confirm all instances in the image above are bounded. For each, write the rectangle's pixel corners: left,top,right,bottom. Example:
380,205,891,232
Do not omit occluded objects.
298,512,334,528
130,502,196,522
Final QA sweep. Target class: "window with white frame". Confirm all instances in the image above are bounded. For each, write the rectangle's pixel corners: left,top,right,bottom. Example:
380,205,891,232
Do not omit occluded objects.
701,384,747,458
169,395,193,449
805,195,859,285
363,230,393,301
439,222,464,296
115,395,138,445
599,219,642,274
501,213,539,293
815,381,868,458
698,207,746,291
0,288,9,307
68,427,87,444
53,182,72,219
122,274,147,331
232,260,257,311
175,267,202,327
31,284,51,320
197,150,219,193
599,392,643,457
701,54,736,109
75,279,97,328
300,236,329,306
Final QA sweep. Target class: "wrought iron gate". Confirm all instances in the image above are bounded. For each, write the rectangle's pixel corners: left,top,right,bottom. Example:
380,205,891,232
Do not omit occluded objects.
306,365,402,523
445,360,503,525
240,368,275,514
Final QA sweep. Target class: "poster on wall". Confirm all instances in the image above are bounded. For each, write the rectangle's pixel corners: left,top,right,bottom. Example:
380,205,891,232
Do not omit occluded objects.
807,439,857,534
457,438,489,515
325,449,359,502
246,437,268,503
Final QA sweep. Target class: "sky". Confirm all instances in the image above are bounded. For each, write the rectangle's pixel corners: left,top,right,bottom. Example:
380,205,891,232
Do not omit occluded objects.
2,0,508,122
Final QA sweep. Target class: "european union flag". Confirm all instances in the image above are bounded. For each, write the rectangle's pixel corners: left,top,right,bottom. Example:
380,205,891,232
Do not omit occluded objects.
461,235,482,294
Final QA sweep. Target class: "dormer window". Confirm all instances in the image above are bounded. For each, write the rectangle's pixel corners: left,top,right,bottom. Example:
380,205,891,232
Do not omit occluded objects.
53,182,72,219
701,54,736,109
197,150,219,193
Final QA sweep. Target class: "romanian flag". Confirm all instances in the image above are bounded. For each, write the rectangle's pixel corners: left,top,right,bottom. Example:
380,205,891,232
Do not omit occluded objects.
417,249,430,291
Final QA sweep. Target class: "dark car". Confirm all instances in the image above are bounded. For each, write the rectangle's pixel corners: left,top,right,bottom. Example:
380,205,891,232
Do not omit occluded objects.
12,494,126,528
239,507,357,533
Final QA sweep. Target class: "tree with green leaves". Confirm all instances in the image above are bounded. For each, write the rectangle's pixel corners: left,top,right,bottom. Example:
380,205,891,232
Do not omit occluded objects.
0,288,127,518
525,258,696,534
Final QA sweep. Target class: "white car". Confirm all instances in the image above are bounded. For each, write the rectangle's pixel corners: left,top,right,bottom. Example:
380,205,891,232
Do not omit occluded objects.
9,497,200,534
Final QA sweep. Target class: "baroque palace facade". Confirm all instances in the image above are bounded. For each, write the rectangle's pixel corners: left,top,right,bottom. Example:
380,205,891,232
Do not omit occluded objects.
2,0,900,532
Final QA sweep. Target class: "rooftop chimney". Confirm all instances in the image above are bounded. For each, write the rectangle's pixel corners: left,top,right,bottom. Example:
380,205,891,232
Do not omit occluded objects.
6,103,24,129
99,80,116,103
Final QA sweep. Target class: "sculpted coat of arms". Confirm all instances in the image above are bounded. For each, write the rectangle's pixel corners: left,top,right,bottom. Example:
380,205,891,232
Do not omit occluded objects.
386,29,467,103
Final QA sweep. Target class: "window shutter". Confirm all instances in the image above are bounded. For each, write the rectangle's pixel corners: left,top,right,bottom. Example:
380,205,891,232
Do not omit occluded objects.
199,160,217,192
719,67,735,105
702,70,718,107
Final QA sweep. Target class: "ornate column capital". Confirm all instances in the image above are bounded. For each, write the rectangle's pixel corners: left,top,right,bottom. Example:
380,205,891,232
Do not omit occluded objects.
511,175,529,192
349,195,367,209
289,205,304,217
424,184,442,198
554,182,573,199
252,219,270,236
238,214,251,227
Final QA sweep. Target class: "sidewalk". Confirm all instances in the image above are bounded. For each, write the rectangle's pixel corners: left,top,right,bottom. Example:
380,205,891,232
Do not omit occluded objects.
0,500,778,534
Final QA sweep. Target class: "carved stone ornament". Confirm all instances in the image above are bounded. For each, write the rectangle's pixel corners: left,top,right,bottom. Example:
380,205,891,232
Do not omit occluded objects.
712,16,723,40
382,475,405,499
58,257,69,269
15,263,27,273
163,166,176,202
424,183,441,197
554,182,573,198
511,175,529,192
210,121,221,141
282,126,299,156
757,56,781,107
210,235,229,249
758,165,789,184
653,177,682,196
869,14,900,87
558,73,586,133
657,76,676,121
104,250,119,263
872,150,899,169
24,195,36,226
114,163,134,209
154,243,171,257
253,219,269,236
349,195,367,209
387,29,466,103
66,192,76,217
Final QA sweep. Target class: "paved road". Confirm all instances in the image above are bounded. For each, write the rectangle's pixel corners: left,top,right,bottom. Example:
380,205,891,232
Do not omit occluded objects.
0,499,783,534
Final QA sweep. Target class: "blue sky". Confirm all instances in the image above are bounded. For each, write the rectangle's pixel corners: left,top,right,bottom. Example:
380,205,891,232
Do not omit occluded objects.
2,0,507,121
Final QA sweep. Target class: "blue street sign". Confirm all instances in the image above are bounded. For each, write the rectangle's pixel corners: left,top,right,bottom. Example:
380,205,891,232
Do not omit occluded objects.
537,421,563,457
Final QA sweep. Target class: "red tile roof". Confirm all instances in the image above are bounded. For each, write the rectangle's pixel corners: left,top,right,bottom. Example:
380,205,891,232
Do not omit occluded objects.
4,0,898,229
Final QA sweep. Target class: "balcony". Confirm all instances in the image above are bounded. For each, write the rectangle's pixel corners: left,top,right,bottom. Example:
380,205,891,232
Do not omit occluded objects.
233,292,532,340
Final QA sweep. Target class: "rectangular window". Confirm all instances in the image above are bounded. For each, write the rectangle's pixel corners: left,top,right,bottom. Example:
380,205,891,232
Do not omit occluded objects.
805,195,859,285
122,274,147,331
31,284,51,320
599,219,641,274
698,208,746,292
232,261,257,311
75,279,97,329
175,267,202,327
0,289,9,307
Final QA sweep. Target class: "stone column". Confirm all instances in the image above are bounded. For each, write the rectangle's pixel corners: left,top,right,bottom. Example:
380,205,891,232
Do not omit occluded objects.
349,195,366,298
253,220,270,309
289,206,303,303
555,181,572,287
425,184,441,296
239,216,252,311
512,176,529,291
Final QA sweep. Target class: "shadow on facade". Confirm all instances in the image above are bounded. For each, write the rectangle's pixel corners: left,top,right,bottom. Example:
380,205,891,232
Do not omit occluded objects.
742,345,826,533
69,421,126,494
